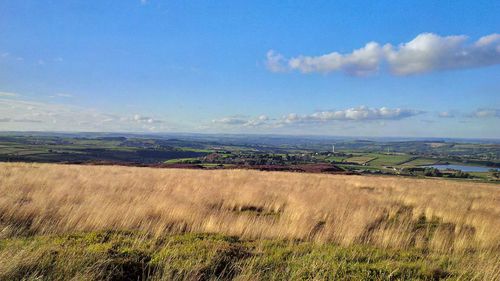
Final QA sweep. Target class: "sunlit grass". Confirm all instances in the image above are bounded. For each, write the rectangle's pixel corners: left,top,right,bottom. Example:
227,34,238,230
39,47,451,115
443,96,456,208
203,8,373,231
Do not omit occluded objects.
0,163,499,280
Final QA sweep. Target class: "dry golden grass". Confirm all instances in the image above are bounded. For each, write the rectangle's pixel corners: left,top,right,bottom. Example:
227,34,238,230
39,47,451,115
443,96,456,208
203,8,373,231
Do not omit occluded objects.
0,162,498,250
0,162,499,279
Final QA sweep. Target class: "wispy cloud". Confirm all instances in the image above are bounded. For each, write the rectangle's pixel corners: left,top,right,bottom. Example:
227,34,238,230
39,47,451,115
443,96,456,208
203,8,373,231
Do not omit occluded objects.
0,118,42,123
49,93,74,98
471,108,500,118
267,33,500,76
0,52,24,61
265,51,287,73
0,91,18,97
438,111,455,118
0,96,172,132
437,108,500,119
212,116,248,125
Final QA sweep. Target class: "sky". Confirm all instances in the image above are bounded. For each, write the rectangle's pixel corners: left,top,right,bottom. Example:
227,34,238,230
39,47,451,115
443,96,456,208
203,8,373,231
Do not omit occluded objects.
1,0,499,138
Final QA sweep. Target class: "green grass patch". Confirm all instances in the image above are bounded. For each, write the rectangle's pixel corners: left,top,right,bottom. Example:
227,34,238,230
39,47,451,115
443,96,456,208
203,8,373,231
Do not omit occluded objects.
177,147,214,153
367,153,414,166
0,231,485,280
401,157,440,167
164,157,200,164
345,156,377,165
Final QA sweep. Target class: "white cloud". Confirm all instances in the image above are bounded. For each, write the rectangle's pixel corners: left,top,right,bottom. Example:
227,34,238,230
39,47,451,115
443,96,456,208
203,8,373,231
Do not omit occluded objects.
242,115,270,127
132,114,163,124
267,33,500,76
211,107,421,131
212,116,248,125
288,42,384,76
280,106,422,124
385,33,500,75
212,115,273,128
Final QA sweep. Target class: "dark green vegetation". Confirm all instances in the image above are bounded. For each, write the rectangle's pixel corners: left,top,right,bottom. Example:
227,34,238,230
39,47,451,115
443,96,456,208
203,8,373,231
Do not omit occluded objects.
0,132,498,181
0,231,479,280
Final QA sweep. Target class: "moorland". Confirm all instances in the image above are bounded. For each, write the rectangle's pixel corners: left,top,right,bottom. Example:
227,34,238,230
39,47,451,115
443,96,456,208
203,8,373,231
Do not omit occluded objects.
0,163,499,280
0,133,499,280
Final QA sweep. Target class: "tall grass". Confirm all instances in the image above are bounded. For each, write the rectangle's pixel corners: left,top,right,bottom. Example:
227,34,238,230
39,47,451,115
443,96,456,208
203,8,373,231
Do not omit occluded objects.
0,163,499,279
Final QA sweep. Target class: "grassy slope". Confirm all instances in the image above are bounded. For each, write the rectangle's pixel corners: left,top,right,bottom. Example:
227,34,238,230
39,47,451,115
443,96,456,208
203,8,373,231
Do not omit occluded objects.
0,163,499,280
0,231,470,281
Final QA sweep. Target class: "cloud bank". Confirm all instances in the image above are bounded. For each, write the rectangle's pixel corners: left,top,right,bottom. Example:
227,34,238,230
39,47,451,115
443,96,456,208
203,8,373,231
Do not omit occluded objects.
281,107,422,124
212,115,270,127
213,106,422,130
267,33,500,76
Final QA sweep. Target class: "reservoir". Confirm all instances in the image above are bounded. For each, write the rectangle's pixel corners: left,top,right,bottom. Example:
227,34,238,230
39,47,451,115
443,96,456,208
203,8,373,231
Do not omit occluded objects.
423,164,494,172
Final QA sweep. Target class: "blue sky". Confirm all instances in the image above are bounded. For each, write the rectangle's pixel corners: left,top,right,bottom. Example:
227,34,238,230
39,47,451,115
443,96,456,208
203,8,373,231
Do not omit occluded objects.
1,0,499,138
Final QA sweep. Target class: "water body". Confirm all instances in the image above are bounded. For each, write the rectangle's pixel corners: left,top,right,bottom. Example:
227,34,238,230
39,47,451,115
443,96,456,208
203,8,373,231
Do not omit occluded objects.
423,164,494,172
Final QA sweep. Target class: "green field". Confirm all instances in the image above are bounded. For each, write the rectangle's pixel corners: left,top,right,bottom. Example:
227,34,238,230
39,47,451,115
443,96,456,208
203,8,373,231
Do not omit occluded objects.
345,156,377,164
401,157,440,166
324,155,348,162
366,153,414,166
164,157,200,164
343,153,414,166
